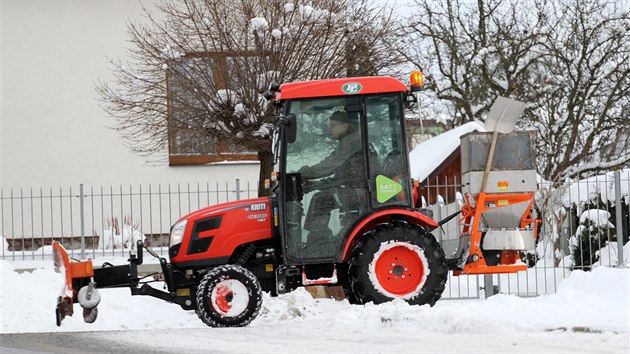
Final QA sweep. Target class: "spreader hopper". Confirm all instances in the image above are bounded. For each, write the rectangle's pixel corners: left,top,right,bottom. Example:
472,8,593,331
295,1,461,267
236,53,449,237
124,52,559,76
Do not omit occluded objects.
450,98,539,275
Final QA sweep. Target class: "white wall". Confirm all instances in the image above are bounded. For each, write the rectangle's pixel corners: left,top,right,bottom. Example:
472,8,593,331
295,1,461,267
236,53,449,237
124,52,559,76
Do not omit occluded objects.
0,2,4,188
0,0,259,191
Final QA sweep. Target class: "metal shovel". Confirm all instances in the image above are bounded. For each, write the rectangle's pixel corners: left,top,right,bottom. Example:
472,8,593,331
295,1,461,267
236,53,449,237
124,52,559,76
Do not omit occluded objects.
480,97,526,193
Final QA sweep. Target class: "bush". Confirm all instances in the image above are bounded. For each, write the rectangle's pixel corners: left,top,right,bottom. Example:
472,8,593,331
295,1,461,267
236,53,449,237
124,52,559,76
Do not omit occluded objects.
570,209,616,271
98,216,146,250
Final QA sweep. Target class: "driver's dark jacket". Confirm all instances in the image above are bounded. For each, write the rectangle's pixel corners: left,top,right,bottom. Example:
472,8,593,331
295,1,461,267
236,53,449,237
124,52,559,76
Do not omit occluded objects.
299,130,362,181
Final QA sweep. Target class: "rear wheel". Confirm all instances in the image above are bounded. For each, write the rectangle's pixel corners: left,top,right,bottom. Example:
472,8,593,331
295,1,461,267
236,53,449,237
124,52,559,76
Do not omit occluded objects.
348,220,447,305
196,264,262,327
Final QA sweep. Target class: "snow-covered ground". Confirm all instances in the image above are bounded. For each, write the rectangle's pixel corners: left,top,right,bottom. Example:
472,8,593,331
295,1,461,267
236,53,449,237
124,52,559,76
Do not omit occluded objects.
1,261,628,353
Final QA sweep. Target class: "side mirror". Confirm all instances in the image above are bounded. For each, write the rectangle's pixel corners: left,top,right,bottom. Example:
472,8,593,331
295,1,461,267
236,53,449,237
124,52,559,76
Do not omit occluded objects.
284,113,297,144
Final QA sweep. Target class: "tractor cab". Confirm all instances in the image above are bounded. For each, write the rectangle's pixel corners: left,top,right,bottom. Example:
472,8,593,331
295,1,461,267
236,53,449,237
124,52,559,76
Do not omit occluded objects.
269,77,416,265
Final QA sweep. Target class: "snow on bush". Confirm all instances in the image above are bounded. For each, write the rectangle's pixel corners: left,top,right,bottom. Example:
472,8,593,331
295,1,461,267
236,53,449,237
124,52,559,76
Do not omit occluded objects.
250,17,268,31
570,209,616,270
216,89,239,104
271,28,282,39
255,70,280,91
98,217,146,250
233,103,245,115
561,169,630,209
298,5,314,20
579,209,615,227
253,123,273,137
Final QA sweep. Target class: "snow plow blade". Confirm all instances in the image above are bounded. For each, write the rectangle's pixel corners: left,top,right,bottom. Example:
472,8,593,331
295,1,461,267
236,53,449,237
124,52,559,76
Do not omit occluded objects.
52,241,96,326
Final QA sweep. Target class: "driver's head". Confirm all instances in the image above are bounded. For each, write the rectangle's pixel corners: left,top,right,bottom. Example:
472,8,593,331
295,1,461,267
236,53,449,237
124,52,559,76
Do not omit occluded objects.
328,111,358,140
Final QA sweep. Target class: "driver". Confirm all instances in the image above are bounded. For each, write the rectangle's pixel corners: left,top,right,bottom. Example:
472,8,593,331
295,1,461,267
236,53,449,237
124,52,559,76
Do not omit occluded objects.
299,111,361,179
299,111,363,247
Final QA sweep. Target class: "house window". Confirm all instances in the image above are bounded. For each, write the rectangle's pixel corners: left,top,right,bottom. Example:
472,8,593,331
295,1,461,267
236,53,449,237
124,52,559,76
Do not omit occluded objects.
166,52,263,165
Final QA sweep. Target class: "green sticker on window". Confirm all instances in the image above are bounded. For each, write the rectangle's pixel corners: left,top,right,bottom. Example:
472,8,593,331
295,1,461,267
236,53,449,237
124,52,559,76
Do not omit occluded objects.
376,175,403,203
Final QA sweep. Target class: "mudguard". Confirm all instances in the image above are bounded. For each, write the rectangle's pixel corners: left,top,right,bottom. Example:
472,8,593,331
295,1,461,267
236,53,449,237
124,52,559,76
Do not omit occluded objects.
341,208,439,262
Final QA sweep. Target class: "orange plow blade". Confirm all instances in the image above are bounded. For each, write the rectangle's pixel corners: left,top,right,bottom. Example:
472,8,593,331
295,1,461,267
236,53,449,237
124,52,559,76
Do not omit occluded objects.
52,242,95,326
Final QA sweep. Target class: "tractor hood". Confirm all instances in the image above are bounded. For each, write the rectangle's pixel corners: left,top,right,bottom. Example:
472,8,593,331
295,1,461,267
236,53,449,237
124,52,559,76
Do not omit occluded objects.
169,197,273,267
176,197,271,223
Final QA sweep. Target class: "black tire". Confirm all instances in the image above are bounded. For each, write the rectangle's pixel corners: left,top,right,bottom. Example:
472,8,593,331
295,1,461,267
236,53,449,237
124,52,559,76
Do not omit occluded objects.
82,307,98,324
195,264,263,328
348,220,448,306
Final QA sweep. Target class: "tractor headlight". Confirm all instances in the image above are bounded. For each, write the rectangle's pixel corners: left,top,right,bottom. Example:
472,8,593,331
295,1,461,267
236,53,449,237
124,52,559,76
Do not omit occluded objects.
169,219,188,247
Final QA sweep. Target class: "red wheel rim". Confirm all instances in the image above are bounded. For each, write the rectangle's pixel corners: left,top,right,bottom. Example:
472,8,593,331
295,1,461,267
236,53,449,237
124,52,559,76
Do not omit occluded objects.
213,285,233,314
210,279,248,317
373,244,425,296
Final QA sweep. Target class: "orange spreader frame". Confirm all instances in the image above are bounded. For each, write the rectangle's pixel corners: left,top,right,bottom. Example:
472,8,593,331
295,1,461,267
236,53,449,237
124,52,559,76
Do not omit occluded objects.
454,192,539,275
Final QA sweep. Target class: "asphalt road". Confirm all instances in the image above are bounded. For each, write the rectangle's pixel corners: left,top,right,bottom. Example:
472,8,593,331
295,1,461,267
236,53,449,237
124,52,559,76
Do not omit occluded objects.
0,331,173,354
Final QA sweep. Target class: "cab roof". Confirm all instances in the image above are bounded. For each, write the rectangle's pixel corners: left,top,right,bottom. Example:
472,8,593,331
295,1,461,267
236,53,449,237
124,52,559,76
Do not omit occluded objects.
277,76,408,100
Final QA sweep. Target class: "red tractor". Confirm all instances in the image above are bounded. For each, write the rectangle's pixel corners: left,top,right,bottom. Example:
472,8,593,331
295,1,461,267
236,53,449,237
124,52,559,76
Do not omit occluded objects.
54,74,537,327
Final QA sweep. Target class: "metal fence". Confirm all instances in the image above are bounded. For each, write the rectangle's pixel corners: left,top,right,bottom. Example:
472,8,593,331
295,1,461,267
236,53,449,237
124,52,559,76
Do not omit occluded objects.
423,169,629,299
1,171,628,299
0,179,256,261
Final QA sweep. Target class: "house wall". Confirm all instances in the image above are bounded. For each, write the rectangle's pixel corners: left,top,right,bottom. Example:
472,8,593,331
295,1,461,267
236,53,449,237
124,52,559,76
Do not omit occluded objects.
0,1,259,191
420,153,461,205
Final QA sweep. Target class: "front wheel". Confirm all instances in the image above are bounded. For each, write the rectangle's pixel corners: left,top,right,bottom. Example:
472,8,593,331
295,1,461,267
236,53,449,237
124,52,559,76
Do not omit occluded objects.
195,264,263,327
348,220,447,306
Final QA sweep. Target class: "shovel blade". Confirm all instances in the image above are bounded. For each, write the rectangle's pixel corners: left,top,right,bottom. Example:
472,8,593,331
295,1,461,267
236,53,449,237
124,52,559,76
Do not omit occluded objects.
486,97,525,134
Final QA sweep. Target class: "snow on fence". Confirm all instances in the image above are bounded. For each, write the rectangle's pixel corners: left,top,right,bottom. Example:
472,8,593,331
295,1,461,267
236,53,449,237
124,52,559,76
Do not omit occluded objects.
0,179,256,261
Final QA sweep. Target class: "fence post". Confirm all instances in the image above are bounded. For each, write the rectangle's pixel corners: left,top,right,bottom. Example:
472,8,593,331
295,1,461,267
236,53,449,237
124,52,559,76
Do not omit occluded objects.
80,183,85,260
484,274,497,298
614,171,624,267
235,179,241,201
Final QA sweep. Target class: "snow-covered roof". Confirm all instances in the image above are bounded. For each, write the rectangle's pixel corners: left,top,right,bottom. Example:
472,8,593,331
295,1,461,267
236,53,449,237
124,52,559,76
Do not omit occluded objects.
409,121,486,181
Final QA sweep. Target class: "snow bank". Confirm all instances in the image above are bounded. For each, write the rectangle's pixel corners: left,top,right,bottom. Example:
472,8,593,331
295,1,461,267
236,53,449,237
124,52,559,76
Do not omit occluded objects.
259,288,324,322
1,260,627,337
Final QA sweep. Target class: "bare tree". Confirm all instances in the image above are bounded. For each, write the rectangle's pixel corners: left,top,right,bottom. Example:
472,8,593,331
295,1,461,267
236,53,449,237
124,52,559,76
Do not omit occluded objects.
400,0,630,181
399,0,550,125
528,0,630,181
96,0,403,194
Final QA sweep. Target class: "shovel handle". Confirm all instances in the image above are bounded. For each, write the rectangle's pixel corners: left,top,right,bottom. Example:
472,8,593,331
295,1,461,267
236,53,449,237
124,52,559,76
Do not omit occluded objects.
480,131,499,193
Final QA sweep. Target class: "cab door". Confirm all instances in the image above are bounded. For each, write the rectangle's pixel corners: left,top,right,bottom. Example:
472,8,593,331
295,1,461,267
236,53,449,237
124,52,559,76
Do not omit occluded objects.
280,96,369,264
364,93,413,209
